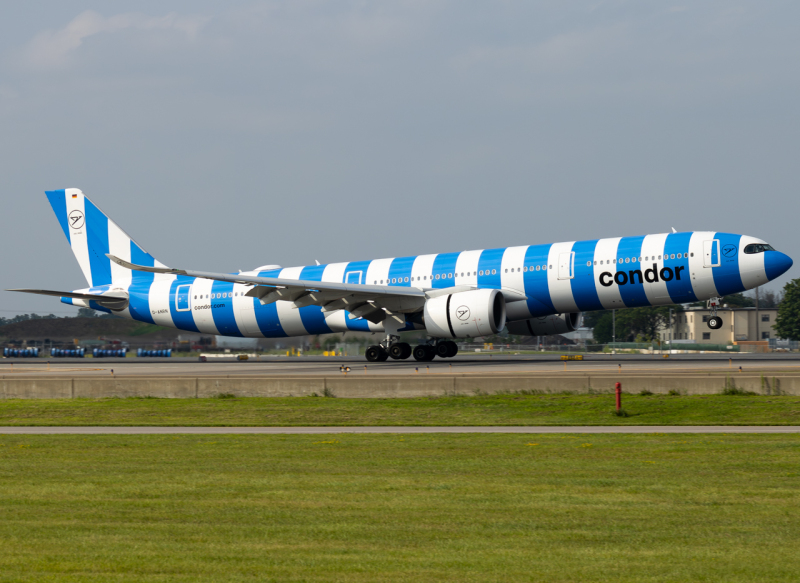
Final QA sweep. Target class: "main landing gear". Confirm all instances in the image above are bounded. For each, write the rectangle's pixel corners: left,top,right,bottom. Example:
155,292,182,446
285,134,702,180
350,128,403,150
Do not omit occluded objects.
707,297,723,330
365,338,459,362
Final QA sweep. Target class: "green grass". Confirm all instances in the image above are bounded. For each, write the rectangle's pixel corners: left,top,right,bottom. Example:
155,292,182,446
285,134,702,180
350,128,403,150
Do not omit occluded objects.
0,434,798,582
1,394,800,426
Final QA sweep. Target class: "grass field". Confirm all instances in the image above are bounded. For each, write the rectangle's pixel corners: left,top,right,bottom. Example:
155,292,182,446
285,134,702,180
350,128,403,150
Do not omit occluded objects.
0,433,798,582
1,394,800,426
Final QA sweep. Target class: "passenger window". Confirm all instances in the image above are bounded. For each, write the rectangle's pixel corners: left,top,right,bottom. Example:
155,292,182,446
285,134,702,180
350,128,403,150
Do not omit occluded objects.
524,266,528,272
491,269,496,275
404,277,409,283
670,254,675,259
436,274,440,279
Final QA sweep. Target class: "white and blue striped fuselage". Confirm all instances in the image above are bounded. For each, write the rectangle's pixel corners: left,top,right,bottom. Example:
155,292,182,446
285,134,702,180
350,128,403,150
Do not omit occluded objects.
65,231,790,338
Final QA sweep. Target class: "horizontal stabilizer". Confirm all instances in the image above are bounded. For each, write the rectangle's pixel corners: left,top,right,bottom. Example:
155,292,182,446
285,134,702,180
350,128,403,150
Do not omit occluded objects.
7,289,129,310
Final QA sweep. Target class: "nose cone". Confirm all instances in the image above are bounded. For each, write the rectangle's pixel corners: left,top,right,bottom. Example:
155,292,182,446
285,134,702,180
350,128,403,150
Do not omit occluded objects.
765,251,793,281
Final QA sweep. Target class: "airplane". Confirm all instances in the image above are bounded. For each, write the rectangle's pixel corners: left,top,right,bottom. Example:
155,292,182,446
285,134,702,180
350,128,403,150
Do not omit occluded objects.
9,188,793,361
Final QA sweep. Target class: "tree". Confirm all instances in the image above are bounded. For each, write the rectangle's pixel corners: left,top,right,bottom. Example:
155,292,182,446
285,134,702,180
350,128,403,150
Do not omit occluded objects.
721,293,754,308
616,306,681,342
591,312,613,344
77,308,98,318
587,306,681,344
775,279,800,340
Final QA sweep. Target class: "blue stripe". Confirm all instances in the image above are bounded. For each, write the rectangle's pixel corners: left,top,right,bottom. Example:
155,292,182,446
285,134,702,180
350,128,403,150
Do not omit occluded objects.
342,260,371,285
432,252,460,289
209,281,241,336
340,260,374,329
711,233,744,296
570,240,603,312
345,317,372,332
616,236,650,308
255,303,286,337
662,233,697,303
477,248,503,290
523,244,555,316
83,198,112,287
45,190,70,242
298,265,333,335
388,256,415,286
128,242,155,324
168,277,200,333
250,270,285,336
87,300,112,314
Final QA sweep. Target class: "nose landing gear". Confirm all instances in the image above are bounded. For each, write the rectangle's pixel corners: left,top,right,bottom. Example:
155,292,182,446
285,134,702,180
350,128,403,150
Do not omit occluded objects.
707,298,723,330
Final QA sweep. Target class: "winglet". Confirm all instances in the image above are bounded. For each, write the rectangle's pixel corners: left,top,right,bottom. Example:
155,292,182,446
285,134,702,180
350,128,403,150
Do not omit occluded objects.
106,254,186,276
671,227,677,233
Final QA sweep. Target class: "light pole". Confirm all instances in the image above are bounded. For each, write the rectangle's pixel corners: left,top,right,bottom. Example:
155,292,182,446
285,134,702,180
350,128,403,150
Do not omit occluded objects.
612,309,616,345
669,307,673,352
755,286,760,341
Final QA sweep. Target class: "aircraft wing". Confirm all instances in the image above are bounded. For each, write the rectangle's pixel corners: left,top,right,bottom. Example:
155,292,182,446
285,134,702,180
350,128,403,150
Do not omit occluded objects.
106,254,429,324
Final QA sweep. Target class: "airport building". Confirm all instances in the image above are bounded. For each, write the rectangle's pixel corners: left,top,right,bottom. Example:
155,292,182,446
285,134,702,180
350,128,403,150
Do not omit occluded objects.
658,307,779,344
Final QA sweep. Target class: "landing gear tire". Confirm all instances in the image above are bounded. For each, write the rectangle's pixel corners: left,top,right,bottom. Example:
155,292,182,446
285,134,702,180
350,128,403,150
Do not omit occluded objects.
707,316,723,330
435,341,458,358
366,346,389,362
413,345,436,362
389,342,412,360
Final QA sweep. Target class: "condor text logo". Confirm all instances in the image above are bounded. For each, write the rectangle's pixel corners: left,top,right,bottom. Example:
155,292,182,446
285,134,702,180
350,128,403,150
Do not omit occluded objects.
599,263,686,287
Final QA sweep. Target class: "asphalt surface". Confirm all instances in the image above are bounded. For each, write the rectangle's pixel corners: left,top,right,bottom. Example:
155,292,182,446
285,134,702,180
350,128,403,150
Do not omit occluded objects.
1,426,798,434
2,353,799,377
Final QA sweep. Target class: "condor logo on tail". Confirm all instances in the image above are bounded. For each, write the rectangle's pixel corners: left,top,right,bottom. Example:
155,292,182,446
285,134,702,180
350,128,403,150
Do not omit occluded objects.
599,263,686,287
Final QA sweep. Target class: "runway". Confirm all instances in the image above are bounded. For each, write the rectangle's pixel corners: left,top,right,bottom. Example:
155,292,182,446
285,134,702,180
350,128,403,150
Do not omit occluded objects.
1,425,798,434
3,353,800,378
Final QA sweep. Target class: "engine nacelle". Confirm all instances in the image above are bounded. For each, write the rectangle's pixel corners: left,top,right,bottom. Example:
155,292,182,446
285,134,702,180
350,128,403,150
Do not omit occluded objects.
506,312,581,336
423,289,506,338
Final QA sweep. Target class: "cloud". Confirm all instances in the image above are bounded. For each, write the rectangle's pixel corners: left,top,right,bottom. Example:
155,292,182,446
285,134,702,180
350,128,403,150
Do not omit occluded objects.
20,10,208,68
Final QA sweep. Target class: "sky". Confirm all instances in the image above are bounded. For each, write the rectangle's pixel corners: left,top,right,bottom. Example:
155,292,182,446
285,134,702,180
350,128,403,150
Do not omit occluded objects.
1,1,798,317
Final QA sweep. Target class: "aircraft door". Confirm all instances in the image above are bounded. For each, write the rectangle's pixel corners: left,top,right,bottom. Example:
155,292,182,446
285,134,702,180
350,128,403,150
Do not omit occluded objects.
703,240,720,268
175,284,191,311
558,252,574,280
345,271,362,285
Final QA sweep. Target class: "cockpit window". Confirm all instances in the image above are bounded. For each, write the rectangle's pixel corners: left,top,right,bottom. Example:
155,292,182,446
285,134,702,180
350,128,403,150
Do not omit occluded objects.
744,244,775,254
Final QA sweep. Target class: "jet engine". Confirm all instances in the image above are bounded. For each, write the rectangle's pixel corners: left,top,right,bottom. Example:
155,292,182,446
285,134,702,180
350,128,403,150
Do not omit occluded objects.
506,312,581,336
423,289,506,338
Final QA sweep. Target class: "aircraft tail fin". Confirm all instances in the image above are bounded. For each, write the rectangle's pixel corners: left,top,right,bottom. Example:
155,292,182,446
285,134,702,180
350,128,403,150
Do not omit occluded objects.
45,188,164,288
